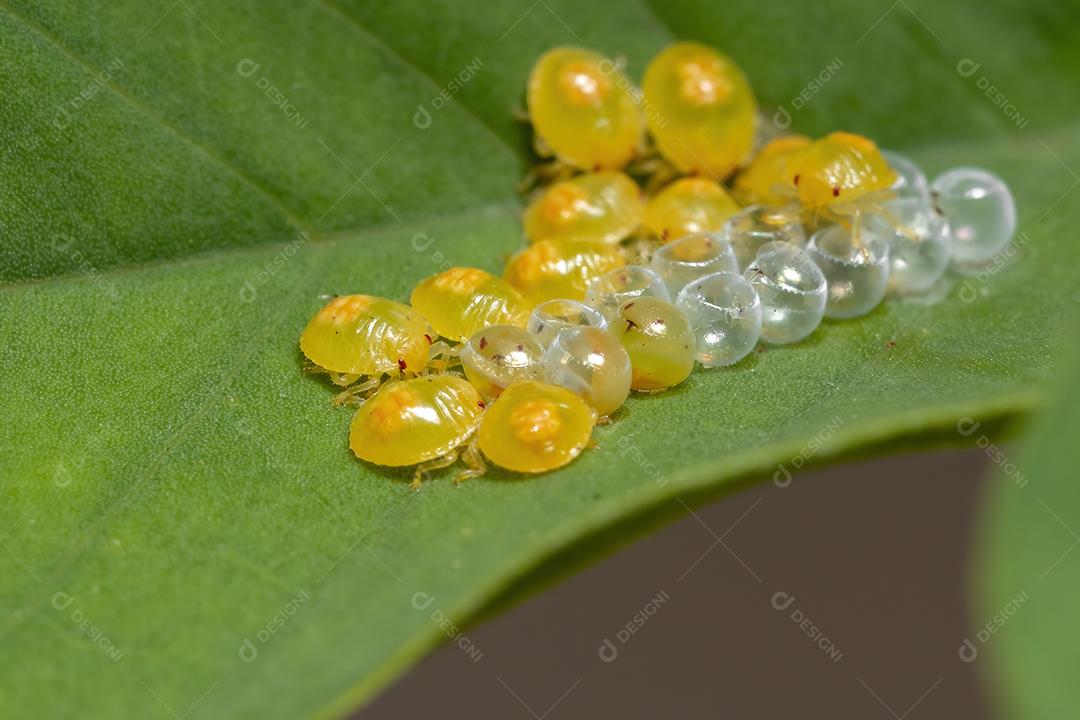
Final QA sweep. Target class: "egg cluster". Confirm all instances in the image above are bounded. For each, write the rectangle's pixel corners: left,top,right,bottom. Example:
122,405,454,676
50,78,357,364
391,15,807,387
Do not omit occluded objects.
299,42,1016,489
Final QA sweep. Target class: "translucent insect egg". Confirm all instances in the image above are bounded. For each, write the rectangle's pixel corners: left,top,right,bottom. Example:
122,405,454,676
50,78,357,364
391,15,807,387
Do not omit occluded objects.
642,41,758,179
806,226,891,319
611,297,695,391
867,198,950,295
477,380,597,474
411,267,529,343
786,132,898,216
882,149,930,204
349,375,484,488
723,204,806,270
504,238,625,305
527,299,608,346
542,326,632,417
733,135,811,207
676,271,762,367
460,325,544,399
527,47,644,172
523,172,643,245
585,265,671,322
650,232,739,297
930,167,1016,266
747,242,827,344
643,177,742,243
300,294,433,382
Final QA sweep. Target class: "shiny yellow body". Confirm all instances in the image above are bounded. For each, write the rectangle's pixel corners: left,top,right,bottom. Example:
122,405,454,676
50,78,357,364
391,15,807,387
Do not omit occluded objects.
478,381,596,473
642,42,758,179
733,135,810,206
411,267,530,342
349,376,483,467
504,238,625,305
644,177,742,242
300,294,432,376
523,172,643,245
612,297,695,391
786,131,897,213
527,47,644,171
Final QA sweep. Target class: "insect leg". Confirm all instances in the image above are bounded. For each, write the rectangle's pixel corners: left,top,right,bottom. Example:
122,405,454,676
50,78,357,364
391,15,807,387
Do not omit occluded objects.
454,439,487,484
411,451,460,491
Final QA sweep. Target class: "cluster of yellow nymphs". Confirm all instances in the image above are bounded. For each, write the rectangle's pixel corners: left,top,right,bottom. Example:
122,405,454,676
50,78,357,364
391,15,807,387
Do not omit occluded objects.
299,42,1014,488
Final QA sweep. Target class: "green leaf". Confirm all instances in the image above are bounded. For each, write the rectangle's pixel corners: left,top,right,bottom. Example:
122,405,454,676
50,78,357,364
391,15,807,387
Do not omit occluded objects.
975,331,1080,719
1,0,1078,717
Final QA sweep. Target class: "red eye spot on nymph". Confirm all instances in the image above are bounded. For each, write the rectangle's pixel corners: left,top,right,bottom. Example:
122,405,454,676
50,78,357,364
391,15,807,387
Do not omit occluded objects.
424,334,433,344
397,358,407,371
793,174,800,186
477,400,486,409
479,336,488,350
832,186,841,197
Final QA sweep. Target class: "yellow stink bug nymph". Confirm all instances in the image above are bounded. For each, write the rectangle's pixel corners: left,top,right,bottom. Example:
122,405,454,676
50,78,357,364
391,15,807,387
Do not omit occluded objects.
643,177,742,243
523,171,643,246
733,134,811,207
457,380,597,479
411,267,530,343
504,237,625,306
300,294,434,404
526,46,645,179
642,41,758,180
785,131,899,234
349,375,486,490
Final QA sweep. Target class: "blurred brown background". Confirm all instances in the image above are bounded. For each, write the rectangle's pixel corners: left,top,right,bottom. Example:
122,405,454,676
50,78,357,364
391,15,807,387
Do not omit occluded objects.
357,449,992,719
